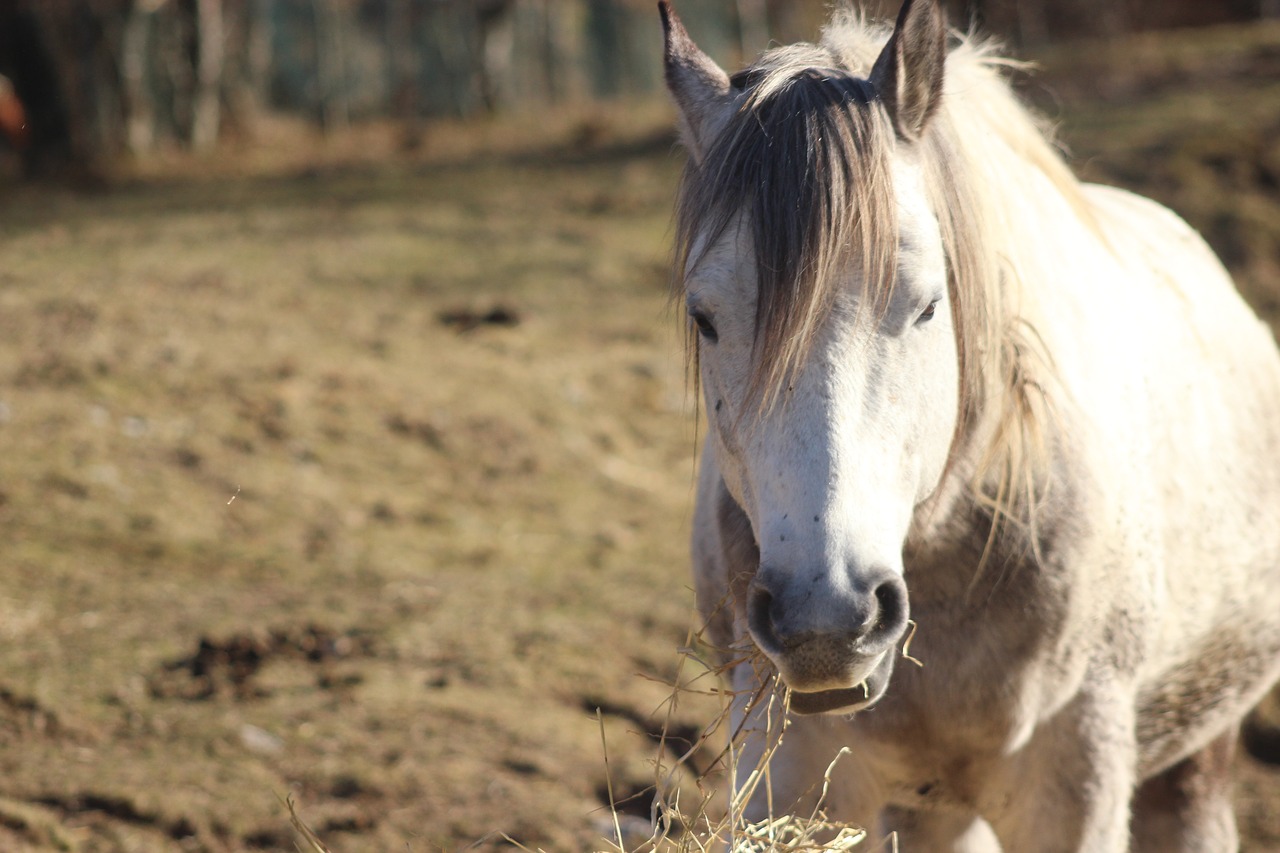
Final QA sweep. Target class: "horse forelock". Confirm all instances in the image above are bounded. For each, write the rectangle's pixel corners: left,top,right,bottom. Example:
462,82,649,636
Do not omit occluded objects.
674,40,899,413
673,15,1086,557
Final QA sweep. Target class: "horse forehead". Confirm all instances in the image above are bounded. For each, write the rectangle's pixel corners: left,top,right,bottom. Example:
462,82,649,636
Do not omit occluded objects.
686,157,940,271
684,223,756,302
892,157,940,241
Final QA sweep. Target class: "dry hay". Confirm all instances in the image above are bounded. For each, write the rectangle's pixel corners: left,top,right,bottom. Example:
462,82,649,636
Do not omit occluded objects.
588,624,882,853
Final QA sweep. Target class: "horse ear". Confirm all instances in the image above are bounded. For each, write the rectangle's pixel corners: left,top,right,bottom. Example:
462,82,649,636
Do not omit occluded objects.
659,1,731,163
869,0,947,141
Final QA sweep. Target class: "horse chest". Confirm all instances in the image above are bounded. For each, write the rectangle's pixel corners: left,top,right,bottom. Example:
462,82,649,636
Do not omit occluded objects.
888,771,985,812
837,624,1057,805
844,715,1007,813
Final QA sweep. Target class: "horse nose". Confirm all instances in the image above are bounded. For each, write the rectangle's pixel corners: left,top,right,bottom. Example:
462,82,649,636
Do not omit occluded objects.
747,566,909,661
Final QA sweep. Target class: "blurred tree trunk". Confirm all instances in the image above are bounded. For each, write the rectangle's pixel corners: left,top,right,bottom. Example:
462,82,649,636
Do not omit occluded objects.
156,1,194,143
312,0,348,133
385,0,421,145
20,0,117,176
191,0,224,150
245,0,272,96
122,0,161,154
477,0,515,112
736,0,769,63
217,0,267,142
539,0,583,105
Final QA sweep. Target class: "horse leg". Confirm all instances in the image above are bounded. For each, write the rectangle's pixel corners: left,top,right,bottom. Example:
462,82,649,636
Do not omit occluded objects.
988,687,1138,852
1130,727,1238,853
881,807,1003,853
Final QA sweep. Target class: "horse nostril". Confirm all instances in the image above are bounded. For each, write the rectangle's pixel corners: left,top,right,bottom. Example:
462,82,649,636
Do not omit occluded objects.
748,570,908,659
748,583,782,651
869,575,908,641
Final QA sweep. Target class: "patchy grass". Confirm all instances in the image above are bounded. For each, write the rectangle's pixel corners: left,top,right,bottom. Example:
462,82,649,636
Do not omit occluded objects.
0,113,712,851
0,18,1279,853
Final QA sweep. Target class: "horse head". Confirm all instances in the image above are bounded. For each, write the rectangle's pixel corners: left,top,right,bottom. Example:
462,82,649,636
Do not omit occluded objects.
664,0,958,715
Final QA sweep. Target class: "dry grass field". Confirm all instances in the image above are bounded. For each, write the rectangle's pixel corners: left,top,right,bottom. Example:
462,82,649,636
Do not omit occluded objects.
1,19,1279,853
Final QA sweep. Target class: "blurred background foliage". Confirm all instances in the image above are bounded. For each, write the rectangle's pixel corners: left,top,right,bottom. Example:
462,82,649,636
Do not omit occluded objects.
0,0,1276,179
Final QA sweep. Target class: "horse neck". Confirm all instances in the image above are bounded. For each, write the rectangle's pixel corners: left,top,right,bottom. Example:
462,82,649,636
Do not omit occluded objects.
901,48,1091,605
905,338,1065,605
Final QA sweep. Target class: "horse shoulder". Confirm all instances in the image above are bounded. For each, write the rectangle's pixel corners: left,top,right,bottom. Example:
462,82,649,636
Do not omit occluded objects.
1062,182,1280,769
1081,183,1263,323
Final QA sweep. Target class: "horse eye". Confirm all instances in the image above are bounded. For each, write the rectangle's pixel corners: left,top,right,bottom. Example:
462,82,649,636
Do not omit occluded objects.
917,300,938,324
690,310,719,343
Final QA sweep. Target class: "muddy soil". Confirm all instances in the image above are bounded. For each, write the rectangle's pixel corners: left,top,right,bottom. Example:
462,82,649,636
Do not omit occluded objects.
0,19,1278,853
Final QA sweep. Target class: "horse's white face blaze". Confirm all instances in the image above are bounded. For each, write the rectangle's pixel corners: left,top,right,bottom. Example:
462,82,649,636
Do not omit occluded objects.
687,159,958,711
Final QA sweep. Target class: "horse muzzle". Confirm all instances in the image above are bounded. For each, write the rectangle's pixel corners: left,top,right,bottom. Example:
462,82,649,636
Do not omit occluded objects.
746,565,909,715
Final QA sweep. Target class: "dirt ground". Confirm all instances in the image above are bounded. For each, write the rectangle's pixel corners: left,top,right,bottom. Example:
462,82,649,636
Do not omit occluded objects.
1,19,1279,853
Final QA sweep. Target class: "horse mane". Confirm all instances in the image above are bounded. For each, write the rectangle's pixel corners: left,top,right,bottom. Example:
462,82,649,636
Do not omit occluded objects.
673,13,1086,553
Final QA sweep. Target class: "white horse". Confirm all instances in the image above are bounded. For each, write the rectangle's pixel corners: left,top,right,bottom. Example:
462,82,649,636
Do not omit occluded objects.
661,0,1280,849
